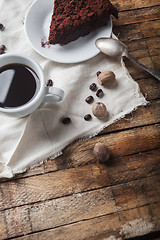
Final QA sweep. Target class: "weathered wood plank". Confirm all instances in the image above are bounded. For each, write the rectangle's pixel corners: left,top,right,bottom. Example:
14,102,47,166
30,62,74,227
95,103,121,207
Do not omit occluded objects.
123,57,157,80
122,37,160,76
113,22,160,41
12,203,160,240
112,177,160,211
66,124,160,161
137,79,160,100
124,37,160,60
107,149,160,186
113,23,143,42
113,6,160,26
140,20,160,38
146,37,160,56
1,207,32,239
152,55,160,72
0,148,159,211
127,39,149,58
0,211,7,239
111,0,160,11
0,175,159,239
104,100,160,133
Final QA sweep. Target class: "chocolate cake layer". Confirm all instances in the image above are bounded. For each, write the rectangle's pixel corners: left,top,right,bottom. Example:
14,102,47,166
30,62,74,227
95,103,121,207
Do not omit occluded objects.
49,0,118,45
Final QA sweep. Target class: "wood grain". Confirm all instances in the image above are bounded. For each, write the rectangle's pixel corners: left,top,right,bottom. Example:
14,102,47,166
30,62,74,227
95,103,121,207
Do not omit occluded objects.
146,37,160,56
13,203,160,240
114,6,160,26
111,0,160,11
0,1,160,240
0,148,159,210
0,175,159,239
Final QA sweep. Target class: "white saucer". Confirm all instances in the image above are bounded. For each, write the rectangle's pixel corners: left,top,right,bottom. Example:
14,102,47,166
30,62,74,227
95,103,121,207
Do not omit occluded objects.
24,0,112,64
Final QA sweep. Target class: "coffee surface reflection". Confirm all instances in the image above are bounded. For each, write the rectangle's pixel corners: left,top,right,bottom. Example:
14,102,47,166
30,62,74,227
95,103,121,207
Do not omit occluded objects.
0,63,39,108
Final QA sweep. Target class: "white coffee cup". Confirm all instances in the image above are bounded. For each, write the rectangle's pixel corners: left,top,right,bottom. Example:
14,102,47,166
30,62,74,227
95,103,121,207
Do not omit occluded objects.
0,54,64,118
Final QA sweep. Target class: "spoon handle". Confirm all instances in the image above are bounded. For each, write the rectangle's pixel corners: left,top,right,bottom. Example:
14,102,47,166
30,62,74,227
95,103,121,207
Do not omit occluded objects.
127,53,160,81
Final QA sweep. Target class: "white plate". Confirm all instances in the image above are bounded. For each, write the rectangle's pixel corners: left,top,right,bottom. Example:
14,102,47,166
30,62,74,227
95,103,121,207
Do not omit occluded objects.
24,0,112,64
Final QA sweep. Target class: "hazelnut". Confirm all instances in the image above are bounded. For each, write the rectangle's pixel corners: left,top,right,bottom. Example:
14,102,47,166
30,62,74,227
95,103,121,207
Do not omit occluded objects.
98,71,115,86
93,142,110,162
92,102,107,119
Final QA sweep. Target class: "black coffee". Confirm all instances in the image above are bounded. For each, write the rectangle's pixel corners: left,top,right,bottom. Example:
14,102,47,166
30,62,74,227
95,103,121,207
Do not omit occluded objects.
0,63,39,108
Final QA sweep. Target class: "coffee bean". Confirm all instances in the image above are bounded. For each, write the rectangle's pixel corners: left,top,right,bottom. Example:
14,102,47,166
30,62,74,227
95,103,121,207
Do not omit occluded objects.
84,114,92,121
96,71,101,77
0,45,6,51
85,95,94,104
0,23,4,31
0,50,5,55
96,89,104,98
46,79,53,86
62,117,71,124
89,83,97,91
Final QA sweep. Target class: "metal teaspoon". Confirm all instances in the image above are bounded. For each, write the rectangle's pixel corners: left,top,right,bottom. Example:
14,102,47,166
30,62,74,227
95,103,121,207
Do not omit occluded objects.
95,37,160,81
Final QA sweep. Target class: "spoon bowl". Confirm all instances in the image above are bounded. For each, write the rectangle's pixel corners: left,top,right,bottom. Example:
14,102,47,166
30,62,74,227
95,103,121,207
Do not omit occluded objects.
95,37,160,81
96,37,127,57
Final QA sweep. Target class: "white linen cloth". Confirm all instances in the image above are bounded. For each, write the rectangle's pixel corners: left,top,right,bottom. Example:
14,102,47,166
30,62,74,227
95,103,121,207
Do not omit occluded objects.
0,0,147,178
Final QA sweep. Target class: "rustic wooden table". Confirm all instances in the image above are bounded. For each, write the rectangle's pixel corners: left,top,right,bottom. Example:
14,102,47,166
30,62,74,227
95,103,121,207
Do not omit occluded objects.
0,0,160,239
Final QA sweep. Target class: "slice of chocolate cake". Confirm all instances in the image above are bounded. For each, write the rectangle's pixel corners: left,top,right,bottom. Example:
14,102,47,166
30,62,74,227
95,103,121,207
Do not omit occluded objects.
48,0,118,46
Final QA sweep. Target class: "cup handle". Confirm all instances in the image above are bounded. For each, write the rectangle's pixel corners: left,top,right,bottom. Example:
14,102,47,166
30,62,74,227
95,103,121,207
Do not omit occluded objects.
42,86,64,102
